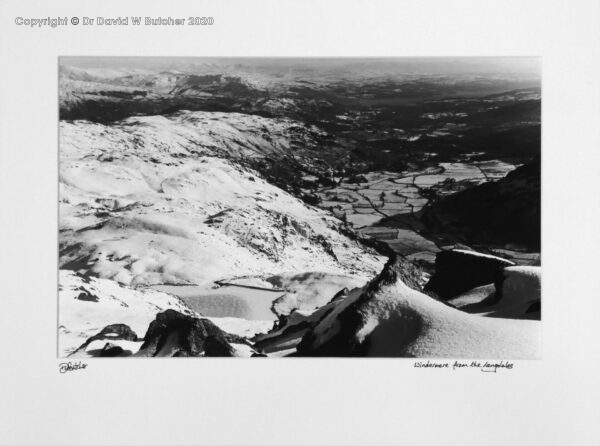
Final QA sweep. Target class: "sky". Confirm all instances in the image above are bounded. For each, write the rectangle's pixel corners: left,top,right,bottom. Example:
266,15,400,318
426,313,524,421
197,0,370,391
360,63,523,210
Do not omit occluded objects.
60,56,541,78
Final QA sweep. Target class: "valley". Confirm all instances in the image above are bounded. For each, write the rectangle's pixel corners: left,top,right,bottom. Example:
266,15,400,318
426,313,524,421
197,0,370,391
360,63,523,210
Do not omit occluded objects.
58,57,541,358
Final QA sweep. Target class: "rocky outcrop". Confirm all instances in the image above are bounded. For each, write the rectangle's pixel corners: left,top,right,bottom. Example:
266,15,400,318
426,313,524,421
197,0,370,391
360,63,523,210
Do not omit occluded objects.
253,256,422,355
72,323,139,357
297,254,425,356
75,290,99,302
59,270,199,357
424,249,514,300
135,309,247,357
296,254,540,358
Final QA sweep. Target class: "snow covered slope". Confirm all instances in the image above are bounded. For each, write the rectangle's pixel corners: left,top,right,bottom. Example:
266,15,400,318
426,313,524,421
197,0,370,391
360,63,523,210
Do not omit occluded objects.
59,112,384,287
59,270,198,357
297,257,541,358
447,266,541,320
60,111,326,160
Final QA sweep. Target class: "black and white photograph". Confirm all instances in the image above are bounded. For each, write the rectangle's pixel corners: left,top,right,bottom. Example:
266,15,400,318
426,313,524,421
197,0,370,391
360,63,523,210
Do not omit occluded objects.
59,56,541,358
2,1,600,445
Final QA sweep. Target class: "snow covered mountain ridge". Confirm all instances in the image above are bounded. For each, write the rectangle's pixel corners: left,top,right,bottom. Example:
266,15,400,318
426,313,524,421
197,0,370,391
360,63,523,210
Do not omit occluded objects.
58,110,388,355
57,59,541,359
59,111,384,287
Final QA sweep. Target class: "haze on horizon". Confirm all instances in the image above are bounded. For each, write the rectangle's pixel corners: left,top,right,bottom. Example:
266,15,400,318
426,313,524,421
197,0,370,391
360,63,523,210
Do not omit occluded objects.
60,56,540,79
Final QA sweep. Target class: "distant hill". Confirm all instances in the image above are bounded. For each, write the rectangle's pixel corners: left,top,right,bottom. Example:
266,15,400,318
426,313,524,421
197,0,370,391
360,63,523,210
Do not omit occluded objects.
421,159,541,250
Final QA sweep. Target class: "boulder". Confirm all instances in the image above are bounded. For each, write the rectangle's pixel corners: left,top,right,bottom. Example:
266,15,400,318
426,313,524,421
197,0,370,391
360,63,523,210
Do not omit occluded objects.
424,249,514,300
75,291,99,302
74,323,139,354
135,309,244,357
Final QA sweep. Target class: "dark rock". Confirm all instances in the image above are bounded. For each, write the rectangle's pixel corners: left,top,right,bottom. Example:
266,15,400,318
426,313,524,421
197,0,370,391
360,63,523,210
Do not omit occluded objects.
526,301,541,313
252,319,312,354
73,323,139,355
94,323,138,341
75,291,99,302
347,174,368,184
173,350,191,357
424,249,514,300
135,309,243,357
327,287,350,304
204,336,236,357
270,314,289,333
301,193,321,206
369,253,424,292
99,343,126,357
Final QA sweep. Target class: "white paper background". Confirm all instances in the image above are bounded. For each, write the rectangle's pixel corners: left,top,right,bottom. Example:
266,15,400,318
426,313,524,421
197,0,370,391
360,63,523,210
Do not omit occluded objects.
1,1,599,445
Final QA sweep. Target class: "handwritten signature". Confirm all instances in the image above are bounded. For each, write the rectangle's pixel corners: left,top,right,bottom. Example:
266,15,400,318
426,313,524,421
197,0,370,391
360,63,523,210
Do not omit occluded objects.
58,361,88,373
